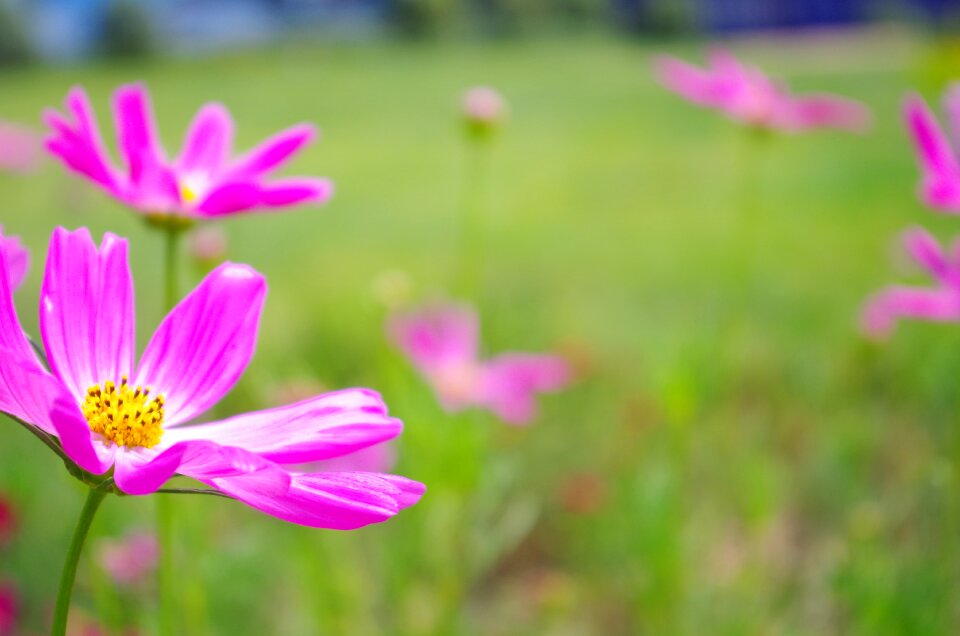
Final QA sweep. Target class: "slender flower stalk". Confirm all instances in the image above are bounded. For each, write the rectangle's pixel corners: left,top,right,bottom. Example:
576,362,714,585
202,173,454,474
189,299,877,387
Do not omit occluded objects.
52,488,107,636
456,87,506,297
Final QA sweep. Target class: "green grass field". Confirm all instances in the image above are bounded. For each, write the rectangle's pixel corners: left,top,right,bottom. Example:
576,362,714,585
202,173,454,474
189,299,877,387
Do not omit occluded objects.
2,30,960,635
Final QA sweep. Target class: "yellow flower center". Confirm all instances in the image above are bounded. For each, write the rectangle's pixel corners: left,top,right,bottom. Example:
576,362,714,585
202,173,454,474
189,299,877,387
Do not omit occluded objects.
82,377,165,449
180,182,198,204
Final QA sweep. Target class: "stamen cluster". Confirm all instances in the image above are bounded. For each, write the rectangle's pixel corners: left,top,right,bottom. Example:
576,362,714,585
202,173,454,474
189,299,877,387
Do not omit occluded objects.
81,377,164,448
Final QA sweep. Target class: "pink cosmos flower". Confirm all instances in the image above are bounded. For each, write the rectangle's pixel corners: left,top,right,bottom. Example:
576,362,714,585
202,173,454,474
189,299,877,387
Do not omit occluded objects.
44,84,333,221
462,87,506,125
388,303,570,425
305,442,396,474
96,531,159,585
862,227,960,338
0,227,423,529
0,123,41,174
903,87,960,212
0,583,15,636
0,227,27,291
654,49,871,133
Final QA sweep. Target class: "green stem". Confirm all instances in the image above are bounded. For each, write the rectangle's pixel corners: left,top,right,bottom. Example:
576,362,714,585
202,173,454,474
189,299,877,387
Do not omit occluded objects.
456,138,490,298
51,488,107,636
157,225,183,635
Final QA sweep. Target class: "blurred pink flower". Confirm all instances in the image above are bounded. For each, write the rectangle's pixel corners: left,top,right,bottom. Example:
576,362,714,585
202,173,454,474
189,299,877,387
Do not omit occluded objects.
96,531,158,585
0,494,15,547
188,225,228,265
0,227,27,291
903,87,960,212
0,226,423,529
654,49,871,133
388,303,570,425
462,86,506,125
0,583,16,636
0,123,41,174
862,227,960,338
44,84,333,222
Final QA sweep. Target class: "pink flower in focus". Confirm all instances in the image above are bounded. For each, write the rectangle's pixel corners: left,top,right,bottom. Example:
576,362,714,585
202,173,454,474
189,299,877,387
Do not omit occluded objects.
96,531,158,585
903,87,960,212
654,49,871,133
462,87,506,125
388,303,570,425
44,84,333,221
0,123,41,174
0,583,15,636
0,226,423,529
862,227,960,338
0,227,27,291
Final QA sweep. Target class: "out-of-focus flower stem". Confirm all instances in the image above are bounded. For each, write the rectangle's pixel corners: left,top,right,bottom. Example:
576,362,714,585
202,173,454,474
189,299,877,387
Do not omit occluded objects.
52,488,107,636
157,224,184,636
736,128,768,296
456,137,491,299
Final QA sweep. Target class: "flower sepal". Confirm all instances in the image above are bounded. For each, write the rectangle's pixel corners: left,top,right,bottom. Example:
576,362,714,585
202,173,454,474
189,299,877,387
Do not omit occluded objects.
144,213,195,233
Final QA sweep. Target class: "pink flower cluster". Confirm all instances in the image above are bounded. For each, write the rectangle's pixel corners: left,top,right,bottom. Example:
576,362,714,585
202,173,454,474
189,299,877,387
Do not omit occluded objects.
655,49,870,133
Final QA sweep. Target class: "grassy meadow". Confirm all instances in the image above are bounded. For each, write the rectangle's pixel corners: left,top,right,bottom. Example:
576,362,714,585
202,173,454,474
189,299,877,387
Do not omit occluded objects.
2,29,960,634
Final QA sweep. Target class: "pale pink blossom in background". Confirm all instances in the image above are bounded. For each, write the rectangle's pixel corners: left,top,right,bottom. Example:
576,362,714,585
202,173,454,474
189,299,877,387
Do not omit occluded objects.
654,48,871,133
96,532,159,585
0,227,28,291
0,583,16,636
0,226,423,530
462,86,506,125
904,87,960,213
0,494,15,548
862,227,960,338
0,123,41,174
188,225,228,265
44,84,333,220
388,303,570,425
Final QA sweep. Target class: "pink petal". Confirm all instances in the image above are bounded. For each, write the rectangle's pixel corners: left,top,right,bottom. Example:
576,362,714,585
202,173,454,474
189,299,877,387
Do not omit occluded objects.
224,123,316,181
176,103,234,175
49,394,115,474
164,388,402,464
0,228,28,291
904,94,960,211
861,286,960,339
112,84,180,208
0,244,38,364
388,303,480,375
135,263,266,425
43,86,122,194
194,180,262,216
654,55,732,109
40,227,135,401
304,441,396,474
479,354,571,425
0,123,41,174
901,226,957,285
258,177,333,208
210,470,424,530
780,94,872,132
113,440,289,496
0,347,64,436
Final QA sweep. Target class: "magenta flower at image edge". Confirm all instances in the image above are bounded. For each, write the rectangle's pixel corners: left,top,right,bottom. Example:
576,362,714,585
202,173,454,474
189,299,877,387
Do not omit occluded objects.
388,302,571,425
44,83,333,219
902,86,960,213
861,227,960,338
0,227,423,529
653,48,871,133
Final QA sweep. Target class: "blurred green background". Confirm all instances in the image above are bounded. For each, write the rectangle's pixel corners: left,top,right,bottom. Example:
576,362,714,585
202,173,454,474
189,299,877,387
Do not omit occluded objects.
3,23,960,636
